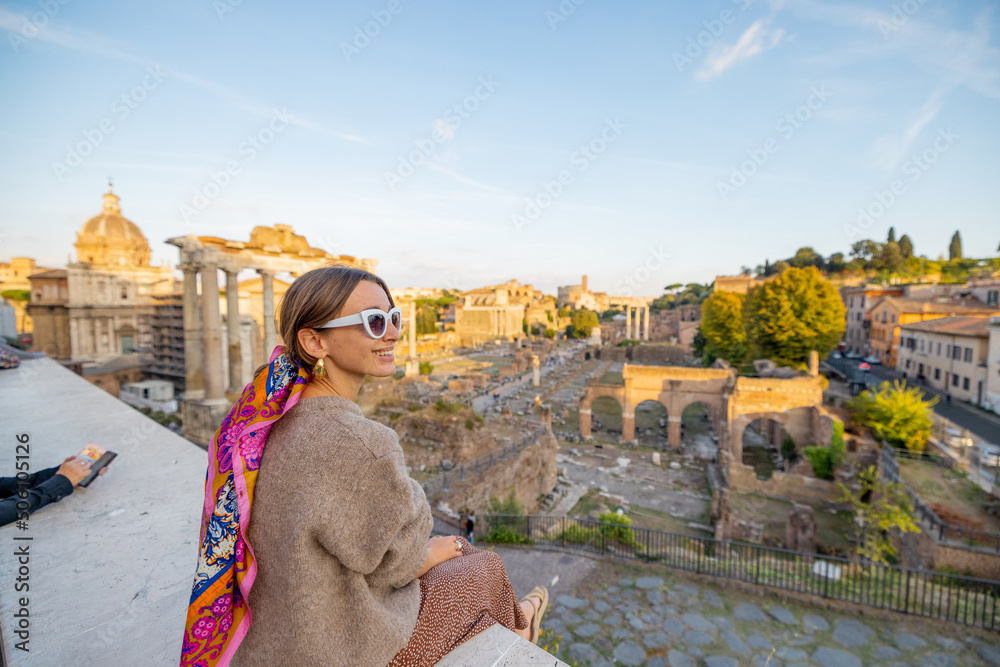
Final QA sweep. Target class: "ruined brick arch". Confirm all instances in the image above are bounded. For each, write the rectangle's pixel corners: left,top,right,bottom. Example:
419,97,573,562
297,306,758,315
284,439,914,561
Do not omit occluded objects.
578,386,624,439
730,407,813,463
679,398,722,435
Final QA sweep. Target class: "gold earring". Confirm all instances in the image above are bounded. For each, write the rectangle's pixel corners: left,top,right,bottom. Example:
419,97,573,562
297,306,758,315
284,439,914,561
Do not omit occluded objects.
313,357,326,379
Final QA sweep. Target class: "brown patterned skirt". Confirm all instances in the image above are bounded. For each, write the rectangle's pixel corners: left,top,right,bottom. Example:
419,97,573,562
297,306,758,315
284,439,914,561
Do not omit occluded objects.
387,538,529,667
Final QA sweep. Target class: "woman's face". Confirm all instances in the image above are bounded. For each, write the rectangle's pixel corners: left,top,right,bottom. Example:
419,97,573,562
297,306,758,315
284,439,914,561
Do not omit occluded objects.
320,280,399,378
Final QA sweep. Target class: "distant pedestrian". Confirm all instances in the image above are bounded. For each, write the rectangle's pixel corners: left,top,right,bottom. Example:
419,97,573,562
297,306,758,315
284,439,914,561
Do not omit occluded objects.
464,511,476,545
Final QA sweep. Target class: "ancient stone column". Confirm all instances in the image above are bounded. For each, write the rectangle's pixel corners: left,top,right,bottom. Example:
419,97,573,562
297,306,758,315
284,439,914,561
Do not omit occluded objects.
622,377,636,443
644,305,650,341
808,350,819,376
259,269,277,357
668,417,682,447
200,265,225,401
181,263,204,398
625,305,632,339
532,354,540,387
579,405,592,439
225,269,243,394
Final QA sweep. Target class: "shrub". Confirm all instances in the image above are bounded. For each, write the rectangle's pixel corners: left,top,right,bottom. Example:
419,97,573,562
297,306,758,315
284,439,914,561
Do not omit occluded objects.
408,404,421,412
419,361,433,375
464,419,475,430
781,434,797,462
434,399,463,413
557,523,597,544
847,380,936,451
598,511,637,546
485,527,534,545
803,419,845,480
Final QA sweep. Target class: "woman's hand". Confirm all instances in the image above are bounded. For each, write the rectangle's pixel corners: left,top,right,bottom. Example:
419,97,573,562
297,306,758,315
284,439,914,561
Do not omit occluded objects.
417,536,463,578
56,456,92,486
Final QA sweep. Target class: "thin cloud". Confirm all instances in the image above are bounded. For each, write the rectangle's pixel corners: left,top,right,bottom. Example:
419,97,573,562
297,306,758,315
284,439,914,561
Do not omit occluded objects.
696,19,786,80
0,9,365,143
869,87,949,171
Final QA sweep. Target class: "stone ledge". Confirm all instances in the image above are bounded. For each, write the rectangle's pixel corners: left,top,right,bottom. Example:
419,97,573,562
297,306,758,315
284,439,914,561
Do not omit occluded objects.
436,624,567,666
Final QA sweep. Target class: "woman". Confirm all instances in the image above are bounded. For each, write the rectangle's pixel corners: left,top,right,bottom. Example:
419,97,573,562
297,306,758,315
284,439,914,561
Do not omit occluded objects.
180,265,548,667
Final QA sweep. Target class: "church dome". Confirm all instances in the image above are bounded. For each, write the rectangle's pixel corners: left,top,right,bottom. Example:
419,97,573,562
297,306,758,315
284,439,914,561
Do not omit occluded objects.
75,185,152,268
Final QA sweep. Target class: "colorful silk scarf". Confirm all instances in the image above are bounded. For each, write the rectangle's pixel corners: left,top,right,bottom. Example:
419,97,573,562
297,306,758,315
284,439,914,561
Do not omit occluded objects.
180,346,310,666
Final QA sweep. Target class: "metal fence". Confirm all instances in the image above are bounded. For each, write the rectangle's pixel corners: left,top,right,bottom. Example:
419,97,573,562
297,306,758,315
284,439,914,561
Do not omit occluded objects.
420,427,548,497
881,445,1000,551
479,513,1000,629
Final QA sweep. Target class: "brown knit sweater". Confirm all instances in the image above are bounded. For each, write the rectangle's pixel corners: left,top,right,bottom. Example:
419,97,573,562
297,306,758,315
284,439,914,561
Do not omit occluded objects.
230,395,433,667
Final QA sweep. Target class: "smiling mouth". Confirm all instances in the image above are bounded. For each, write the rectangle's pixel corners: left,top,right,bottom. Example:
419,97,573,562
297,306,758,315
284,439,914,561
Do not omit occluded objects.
374,349,394,357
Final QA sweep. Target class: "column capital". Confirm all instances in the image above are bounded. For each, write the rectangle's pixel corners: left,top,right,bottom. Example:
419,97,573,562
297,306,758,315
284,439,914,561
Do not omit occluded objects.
257,267,275,277
179,262,204,274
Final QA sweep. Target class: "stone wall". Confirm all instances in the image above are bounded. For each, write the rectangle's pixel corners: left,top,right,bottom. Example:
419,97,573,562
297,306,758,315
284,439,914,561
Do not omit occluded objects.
904,529,1000,579
728,461,839,505
394,409,496,469
629,344,689,365
436,431,559,514
357,376,401,415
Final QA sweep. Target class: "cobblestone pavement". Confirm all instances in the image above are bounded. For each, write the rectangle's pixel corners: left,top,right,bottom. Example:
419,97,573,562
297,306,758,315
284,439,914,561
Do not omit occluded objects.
493,547,1000,667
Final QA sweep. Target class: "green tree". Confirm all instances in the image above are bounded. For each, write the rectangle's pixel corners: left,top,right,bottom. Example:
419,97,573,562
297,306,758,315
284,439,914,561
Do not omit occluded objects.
691,327,707,361
743,267,845,366
887,227,896,243
416,305,439,335
700,291,748,365
847,380,936,451
850,240,883,270
569,308,599,338
836,465,920,567
544,328,556,339
949,231,963,260
898,234,914,259
771,260,791,274
790,247,823,268
826,252,847,273
880,241,905,273
1,289,30,302
418,361,433,375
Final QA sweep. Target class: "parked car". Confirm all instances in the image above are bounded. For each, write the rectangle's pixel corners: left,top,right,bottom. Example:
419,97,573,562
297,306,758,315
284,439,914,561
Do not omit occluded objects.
862,355,881,364
845,351,860,358
980,444,1000,467
830,352,842,359
858,362,871,371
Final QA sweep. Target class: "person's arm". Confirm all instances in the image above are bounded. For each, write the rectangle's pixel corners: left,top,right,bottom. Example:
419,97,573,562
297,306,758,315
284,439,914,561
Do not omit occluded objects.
0,474,74,528
0,466,59,500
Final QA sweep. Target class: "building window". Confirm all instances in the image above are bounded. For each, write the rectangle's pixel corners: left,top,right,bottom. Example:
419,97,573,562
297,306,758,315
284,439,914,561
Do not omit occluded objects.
937,342,941,355
120,334,134,354
905,359,911,369
963,377,970,391
952,346,961,361
882,307,887,323
935,368,940,380
121,286,128,300
964,347,972,363
891,314,896,323
952,374,959,387
989,290,998,306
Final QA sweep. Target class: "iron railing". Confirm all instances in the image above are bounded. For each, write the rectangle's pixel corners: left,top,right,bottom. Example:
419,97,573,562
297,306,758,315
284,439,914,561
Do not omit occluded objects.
479,513,1000,630
420,426,548,497
881,445,1000,552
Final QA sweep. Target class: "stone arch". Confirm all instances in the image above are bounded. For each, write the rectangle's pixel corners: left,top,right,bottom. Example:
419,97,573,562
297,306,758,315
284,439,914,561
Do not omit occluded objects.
740,415,788,480
634,399,669,448
579,385,625,439
679,400,720,458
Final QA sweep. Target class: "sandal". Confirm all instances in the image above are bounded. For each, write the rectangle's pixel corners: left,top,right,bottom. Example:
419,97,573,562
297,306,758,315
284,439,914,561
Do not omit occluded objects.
519,585,549,643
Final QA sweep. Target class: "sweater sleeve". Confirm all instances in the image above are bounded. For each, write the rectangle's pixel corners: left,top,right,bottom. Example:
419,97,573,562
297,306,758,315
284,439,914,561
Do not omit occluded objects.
0,473,74,528
315,448,431,586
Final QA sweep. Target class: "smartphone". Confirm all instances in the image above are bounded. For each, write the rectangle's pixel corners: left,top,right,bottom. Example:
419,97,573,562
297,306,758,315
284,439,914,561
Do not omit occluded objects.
78,451,117,488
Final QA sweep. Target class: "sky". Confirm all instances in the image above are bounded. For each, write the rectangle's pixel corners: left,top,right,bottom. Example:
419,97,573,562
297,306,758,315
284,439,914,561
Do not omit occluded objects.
1,0,998,297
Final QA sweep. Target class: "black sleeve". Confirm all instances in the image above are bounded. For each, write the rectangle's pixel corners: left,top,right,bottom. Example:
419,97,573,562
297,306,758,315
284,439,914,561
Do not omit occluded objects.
0,466,60,500
0,474,74,528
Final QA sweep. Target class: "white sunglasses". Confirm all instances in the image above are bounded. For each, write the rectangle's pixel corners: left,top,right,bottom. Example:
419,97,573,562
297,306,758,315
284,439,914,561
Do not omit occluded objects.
318,307,402,339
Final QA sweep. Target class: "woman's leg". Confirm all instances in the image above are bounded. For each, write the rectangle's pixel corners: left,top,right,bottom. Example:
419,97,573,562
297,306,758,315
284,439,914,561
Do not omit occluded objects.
513,594,540,641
